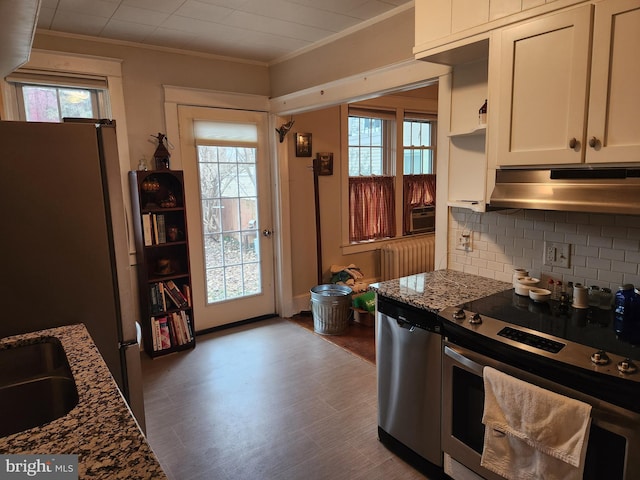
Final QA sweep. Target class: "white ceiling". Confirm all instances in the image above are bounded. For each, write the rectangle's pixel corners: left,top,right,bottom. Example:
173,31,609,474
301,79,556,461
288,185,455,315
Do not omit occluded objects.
37,0,412,64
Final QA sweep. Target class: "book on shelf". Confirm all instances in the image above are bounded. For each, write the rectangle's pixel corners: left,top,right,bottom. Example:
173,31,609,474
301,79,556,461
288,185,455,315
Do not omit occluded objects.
156,214,166,244
151,312,193,350
152,317,159,351
182,284,192,307
144,213,168,246
170,312,191,345
142,213,153,246
152,214,159,244
157,317,171,350
149,283,161,314
181,310,194,341
158,282,167,311
149,283,168,313
164,280,189,308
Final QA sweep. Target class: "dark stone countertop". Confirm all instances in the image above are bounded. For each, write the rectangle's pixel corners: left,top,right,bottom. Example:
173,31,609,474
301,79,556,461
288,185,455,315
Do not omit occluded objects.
0,324,167,479
370,269,512,313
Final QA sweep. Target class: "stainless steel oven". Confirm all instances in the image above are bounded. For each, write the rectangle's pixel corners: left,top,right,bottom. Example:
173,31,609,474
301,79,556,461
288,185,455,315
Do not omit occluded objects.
442,341,640,480
439,290,640,480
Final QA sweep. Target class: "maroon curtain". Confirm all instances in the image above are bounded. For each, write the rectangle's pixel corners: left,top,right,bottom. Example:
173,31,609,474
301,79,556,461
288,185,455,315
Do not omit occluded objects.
349,176,395,242
403,174,436,234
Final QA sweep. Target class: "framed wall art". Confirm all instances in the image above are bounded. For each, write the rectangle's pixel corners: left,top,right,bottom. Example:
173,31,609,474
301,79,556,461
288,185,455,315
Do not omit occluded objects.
295,132,312,157
315,152,333,175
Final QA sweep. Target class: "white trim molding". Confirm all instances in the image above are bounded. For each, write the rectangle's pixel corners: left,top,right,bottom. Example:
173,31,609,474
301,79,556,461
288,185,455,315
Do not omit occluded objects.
163,85,271,170
269,59,450,116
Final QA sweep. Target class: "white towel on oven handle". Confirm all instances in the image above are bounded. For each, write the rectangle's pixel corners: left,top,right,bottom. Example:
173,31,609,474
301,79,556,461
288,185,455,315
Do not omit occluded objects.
480,366,592,480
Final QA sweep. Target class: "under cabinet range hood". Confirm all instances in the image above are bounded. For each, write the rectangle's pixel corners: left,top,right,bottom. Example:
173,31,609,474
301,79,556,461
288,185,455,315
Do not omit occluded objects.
489,167,640,214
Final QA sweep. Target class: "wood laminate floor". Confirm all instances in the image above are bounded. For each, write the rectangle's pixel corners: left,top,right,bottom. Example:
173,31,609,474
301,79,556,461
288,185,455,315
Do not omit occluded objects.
142,318,425,480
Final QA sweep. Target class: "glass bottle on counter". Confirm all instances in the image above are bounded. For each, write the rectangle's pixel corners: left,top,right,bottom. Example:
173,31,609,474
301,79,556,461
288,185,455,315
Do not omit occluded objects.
614,284,637,341
555,280,563,301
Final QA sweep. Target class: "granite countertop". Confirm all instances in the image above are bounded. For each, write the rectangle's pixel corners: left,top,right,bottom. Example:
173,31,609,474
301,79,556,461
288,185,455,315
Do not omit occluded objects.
370,269,512,313
0,324,167,480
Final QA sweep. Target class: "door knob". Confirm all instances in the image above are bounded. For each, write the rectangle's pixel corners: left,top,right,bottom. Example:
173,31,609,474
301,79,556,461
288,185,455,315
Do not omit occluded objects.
588,137,599,148
262,229,273,238
569,137,577,149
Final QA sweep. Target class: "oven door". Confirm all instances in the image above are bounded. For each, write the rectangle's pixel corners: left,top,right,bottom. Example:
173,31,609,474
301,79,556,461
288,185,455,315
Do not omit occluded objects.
442,341,640,480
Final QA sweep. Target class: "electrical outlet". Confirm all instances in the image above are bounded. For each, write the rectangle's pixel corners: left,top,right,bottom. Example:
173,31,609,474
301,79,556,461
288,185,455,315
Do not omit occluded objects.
543,241,570,267
456,230,472,252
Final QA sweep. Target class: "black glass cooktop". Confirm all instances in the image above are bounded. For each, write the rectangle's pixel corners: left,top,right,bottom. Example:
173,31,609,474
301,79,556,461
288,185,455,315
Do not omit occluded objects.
459,289,640,362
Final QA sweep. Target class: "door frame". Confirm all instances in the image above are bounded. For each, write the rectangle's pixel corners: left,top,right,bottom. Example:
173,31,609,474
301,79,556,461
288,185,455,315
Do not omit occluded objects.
163,86,291,320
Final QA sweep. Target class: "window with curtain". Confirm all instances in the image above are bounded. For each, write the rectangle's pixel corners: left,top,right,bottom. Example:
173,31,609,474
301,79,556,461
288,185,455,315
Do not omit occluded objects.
402,114,437,234
348,107,437,243
348,108,396,242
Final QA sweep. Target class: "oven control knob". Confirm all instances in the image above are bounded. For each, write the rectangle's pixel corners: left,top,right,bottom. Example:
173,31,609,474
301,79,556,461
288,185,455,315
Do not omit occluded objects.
617,358,638,375
469,313,482,325
452,309,466,320
590,350,610,366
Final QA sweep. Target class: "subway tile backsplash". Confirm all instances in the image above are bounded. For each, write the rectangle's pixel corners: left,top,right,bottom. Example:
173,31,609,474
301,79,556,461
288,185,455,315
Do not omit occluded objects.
448,207,640,290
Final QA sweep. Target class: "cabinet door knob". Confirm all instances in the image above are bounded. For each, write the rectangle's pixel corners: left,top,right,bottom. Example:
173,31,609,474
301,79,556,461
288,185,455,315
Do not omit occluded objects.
588,137,599,148
569,137,577,149
262,229,273,238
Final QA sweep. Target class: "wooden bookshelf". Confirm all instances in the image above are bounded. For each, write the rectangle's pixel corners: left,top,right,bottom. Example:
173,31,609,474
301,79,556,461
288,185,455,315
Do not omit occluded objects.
129,170,195,357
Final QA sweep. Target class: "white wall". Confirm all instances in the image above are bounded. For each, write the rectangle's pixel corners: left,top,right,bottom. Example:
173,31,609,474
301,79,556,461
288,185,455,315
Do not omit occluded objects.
448,207,640,289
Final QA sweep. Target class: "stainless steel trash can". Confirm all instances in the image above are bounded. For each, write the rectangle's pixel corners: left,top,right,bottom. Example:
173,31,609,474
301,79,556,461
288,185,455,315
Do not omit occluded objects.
310,284,353,335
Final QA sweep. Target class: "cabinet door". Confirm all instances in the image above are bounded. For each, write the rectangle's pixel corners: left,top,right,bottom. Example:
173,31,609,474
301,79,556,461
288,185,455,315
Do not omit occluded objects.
452,0,490,33
496,5,592,166
586,0,640,163
415,0,452,47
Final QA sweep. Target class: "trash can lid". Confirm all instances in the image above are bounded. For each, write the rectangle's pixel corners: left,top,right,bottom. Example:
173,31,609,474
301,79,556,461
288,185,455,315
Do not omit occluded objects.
310,284,352,296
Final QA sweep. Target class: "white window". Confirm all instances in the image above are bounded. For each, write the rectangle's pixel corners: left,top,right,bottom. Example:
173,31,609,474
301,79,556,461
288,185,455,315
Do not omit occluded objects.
6,72,111,122
345,106,437,245
194,120,261,303
348,109,395,176
403,114,437,175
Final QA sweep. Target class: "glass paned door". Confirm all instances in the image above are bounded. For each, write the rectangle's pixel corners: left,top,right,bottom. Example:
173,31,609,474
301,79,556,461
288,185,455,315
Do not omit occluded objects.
198,145,261,303
178,105,274,330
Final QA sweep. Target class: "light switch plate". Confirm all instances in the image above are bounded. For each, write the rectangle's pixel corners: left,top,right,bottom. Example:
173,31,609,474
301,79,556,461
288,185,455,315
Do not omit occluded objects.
544,241,570,267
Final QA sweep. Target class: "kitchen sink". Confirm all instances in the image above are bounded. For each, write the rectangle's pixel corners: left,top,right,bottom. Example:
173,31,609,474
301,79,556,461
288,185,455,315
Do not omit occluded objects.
0,337,79,437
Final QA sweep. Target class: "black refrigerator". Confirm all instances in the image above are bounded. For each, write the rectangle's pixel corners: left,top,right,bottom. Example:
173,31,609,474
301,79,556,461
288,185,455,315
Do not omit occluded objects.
0,119,145,430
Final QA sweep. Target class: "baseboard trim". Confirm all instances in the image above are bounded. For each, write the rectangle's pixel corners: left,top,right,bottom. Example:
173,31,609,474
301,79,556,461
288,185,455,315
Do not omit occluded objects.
195,314,278,336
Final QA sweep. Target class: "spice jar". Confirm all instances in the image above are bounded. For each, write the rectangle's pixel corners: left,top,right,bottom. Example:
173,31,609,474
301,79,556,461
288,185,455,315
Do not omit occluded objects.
588,286,601,307
599,288,613,310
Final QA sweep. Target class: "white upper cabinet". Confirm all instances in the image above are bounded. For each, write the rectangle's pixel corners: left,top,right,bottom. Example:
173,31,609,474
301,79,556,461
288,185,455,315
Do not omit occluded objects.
414,0,586,63
586,0,640,163
495,6,592,165
496,0,640,166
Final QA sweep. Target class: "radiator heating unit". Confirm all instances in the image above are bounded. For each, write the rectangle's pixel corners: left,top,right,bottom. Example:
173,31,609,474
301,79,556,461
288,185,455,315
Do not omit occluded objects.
380,236,436,281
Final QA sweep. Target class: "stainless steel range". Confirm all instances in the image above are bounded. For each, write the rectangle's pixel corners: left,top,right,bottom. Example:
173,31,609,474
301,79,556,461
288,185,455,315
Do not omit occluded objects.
438,289,640,480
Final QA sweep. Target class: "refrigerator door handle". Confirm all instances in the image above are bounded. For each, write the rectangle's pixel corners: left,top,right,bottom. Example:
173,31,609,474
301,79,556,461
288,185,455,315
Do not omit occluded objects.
121,342,146,433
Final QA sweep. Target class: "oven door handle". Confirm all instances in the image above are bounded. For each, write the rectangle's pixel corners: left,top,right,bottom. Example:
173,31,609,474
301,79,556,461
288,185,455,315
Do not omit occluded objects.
444,344,490,376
